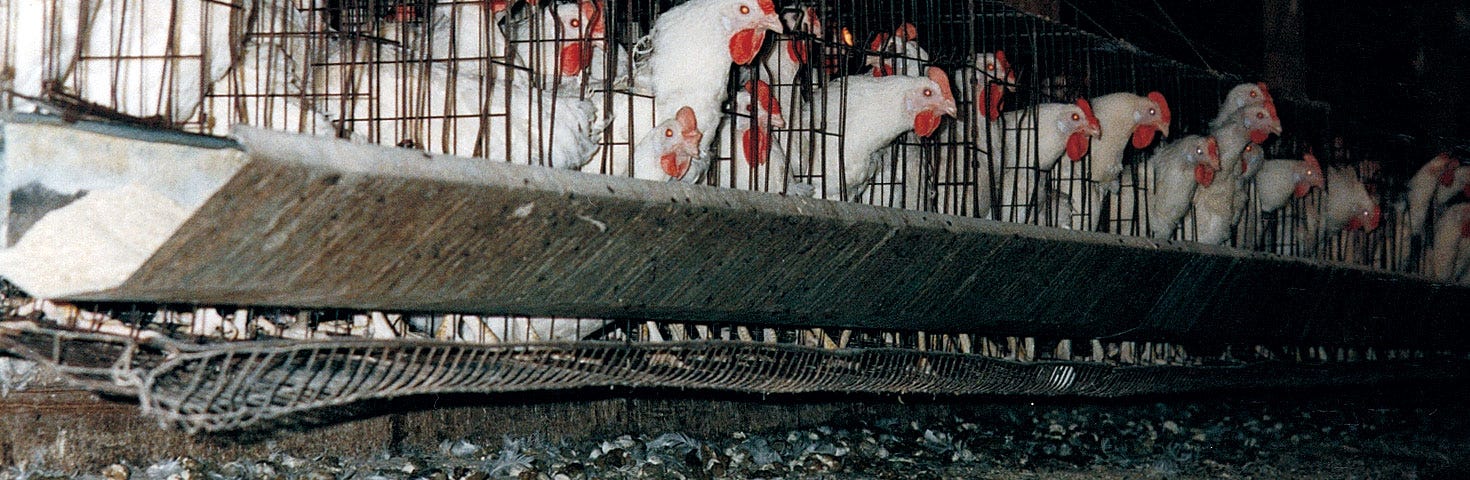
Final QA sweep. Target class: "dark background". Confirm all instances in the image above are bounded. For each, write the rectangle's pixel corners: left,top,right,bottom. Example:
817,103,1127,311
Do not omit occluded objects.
1029,0,1470,163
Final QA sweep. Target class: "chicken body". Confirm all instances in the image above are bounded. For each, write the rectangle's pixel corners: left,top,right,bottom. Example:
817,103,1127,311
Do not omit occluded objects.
1049,91,1169,230
805,70,956,201
990,101,1101,224
1114,135,1221,239
635,0,783,179
7,0,245,123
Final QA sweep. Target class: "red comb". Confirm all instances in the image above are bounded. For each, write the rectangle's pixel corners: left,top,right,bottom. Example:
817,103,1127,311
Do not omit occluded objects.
1256,82,1273,104
928,67,953,102
1263,98,1279,120
869,32,889,51
897,22,918,41
675,105,698,130
1075,98,1099,131
1206,137,1220,161
994,50,1009,71
758,0,776,15
744,80,781,115
581,0,604,35
1147,91,1170,125
1303,151,1321,171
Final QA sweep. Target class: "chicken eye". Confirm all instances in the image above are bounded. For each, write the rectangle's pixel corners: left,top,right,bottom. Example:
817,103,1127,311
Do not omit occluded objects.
985,62,995,71
570,18,580,28
1196,148,1204,155
745,104,755,112
1257,112,1266,119
1148,108,1156,115
1245,145,1253,152
1249,90,1259,98
1071,113,1080,121
923,88,932,97
664,128,674,137
739,5,750,14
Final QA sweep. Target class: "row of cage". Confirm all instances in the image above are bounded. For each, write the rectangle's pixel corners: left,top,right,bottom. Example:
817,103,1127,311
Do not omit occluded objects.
1,0,1468,283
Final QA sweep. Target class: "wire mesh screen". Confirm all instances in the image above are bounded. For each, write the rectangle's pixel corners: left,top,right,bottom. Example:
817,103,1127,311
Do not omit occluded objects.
2,0,1468,280
5,320,1464,433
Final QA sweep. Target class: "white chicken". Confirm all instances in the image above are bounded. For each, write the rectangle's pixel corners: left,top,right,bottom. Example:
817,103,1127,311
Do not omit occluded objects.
750,5,822,194
1403,153,1460,239
1302,166,1381,257
633,0,784,179
1113,135,1222,239
991,99,1102,224
1229,142,1266,224
6,0,245,124
928,51,1015,218
1049,91,1170,230
376,0,514,80
863,23,927,78
313,39,603,169
1433,164,1470,207
206,0,338,137
718,81,811,195
1183,103,1281,244
1253,152,1325,214
862,23,935,210
805,68,957,201
1208,82,1273,130
1424,203,1470,282
505,0,606,91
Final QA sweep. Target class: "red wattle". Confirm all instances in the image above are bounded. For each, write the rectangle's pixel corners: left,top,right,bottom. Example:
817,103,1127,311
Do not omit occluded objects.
741,128,771,167
787,41,808,65
1065,131,1089,161
1294,182,1311,198
1131,125,1158,149
1249,129,1270,144
559,43,587,76
661,152,689,178
1348,217,1363,231
730,29,765,65
1441,166,1457,186
914,110,941,137
983,83,1005,121
1195,163,1215,187
1241,157,1251,174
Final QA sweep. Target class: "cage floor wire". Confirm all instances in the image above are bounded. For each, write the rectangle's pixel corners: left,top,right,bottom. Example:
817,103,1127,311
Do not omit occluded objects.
3,320,1466,433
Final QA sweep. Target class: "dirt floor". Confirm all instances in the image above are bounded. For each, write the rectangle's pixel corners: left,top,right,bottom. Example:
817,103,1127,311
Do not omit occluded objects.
2,376,1467,479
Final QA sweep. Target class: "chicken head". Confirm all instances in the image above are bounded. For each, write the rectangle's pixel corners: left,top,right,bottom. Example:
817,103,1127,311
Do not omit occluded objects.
1063,98,1103,162
907,67,958,137
726,0,783,65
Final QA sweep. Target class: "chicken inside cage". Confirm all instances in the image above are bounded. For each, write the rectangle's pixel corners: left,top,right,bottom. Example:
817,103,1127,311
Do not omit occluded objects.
1,0,1469,287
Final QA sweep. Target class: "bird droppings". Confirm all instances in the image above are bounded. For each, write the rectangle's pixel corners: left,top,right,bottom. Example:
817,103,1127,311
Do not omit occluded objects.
512,203,536,218
4,390,1468,479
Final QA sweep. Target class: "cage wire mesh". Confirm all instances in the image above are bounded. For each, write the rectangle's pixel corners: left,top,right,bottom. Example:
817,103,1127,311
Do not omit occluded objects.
2,320,1464,432
4,0,1466,277
3,0,1470,383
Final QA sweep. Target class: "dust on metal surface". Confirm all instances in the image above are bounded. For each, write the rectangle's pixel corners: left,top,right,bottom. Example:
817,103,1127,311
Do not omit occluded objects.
31,127,1459,347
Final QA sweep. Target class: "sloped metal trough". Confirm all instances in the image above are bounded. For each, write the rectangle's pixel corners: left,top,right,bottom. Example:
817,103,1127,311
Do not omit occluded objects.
1,113,1467,349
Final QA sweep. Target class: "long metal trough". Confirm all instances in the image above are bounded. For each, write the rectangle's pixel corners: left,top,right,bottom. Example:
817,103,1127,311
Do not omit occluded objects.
1,114,1466,348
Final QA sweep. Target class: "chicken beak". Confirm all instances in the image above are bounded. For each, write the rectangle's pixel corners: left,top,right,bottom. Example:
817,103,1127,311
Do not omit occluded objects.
1157,120,1171,138
766,111,787,129
761,13,785,34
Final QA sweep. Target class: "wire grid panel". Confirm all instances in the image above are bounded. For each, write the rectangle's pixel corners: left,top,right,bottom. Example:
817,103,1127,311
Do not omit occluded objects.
0,0,1462,281
123,336,1373,432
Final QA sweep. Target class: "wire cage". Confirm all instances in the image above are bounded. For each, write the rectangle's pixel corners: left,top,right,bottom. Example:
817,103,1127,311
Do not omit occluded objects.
4,0,1470,323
